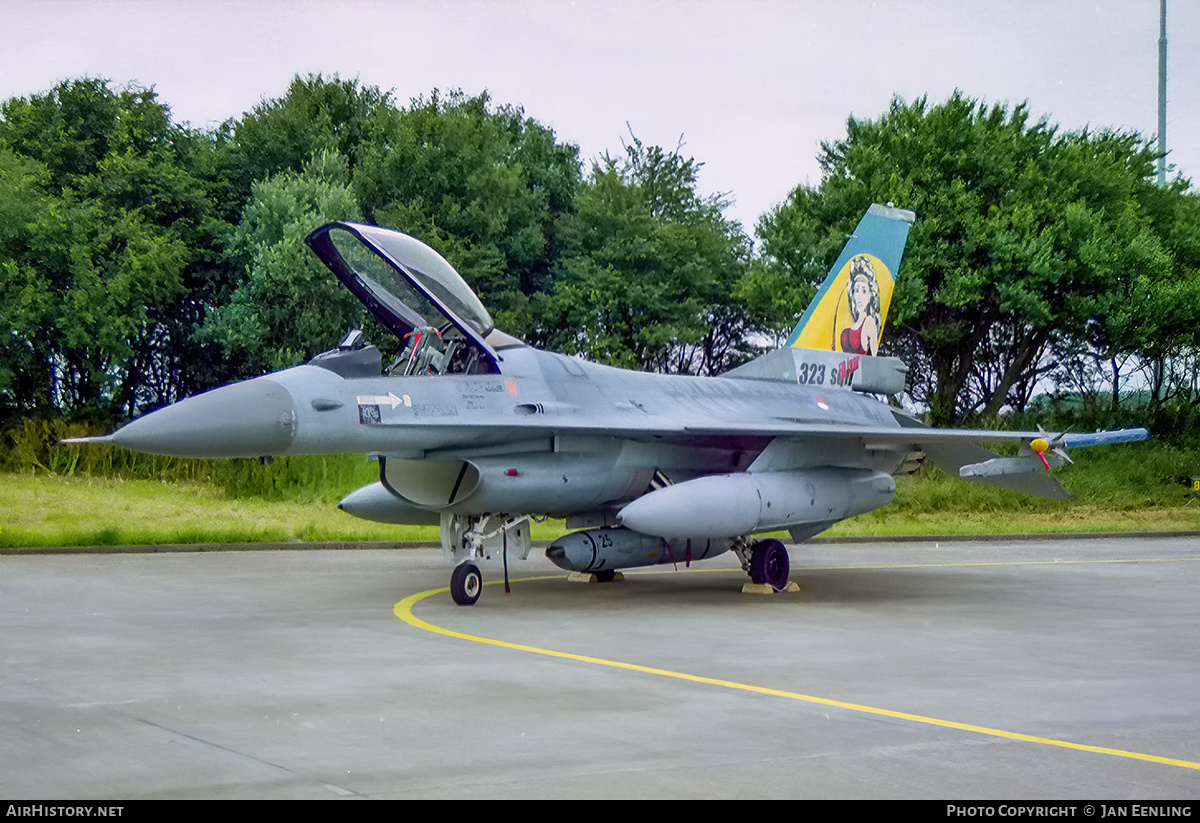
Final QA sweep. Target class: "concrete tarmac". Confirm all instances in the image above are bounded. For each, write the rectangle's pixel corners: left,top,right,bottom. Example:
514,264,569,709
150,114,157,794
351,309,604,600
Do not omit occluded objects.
2,536,1199,799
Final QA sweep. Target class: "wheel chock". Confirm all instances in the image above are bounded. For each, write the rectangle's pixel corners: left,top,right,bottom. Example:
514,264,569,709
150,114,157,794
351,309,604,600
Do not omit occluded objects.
567,571,625,583
741,580,800,594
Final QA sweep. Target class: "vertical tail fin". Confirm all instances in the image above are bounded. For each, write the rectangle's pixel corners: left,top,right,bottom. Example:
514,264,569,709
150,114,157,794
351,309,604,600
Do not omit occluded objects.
785,204,915,354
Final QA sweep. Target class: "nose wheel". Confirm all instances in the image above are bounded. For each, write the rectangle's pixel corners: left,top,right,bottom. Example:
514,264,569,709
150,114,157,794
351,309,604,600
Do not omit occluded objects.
450,562,482,605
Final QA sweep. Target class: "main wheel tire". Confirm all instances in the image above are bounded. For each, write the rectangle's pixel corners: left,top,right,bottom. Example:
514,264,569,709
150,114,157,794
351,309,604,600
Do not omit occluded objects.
749,539,790,591
450,562,483,605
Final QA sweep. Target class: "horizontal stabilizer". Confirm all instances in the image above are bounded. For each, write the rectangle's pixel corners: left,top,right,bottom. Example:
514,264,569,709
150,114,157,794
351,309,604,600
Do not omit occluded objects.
957,469,1070,501
886,410,1153,501
890,409,1072,501
961,455,1059,479
924,441,1071,501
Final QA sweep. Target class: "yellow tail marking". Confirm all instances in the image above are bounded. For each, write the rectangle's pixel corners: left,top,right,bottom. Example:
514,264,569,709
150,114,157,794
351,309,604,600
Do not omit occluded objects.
792,253,895,354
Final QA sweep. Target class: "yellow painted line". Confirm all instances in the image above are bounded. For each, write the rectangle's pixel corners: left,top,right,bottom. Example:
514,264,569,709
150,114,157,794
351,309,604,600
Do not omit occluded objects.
394,559,1200,772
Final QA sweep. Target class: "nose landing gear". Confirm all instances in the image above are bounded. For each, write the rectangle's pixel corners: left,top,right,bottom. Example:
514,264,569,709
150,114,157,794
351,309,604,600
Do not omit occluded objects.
450,562,482,605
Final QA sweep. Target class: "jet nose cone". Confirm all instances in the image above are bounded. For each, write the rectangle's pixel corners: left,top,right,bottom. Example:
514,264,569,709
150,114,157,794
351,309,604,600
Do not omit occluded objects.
109,377,297,458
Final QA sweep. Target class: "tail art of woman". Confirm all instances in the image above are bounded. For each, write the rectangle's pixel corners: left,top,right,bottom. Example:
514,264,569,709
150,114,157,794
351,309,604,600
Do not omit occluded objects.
839,256,882,356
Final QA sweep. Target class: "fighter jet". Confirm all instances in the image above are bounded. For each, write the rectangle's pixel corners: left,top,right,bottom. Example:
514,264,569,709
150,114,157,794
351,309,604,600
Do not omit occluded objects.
67,204,1147,604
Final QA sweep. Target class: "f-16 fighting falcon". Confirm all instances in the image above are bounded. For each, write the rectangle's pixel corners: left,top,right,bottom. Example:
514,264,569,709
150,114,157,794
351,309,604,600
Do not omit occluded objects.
67,204,1147,604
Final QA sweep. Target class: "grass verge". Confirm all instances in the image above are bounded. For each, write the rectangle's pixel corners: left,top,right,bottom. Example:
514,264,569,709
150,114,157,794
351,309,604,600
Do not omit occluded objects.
4,448,1199,551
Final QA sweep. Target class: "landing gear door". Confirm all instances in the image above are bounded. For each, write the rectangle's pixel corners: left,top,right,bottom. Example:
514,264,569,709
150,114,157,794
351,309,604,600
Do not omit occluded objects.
306,222,500,374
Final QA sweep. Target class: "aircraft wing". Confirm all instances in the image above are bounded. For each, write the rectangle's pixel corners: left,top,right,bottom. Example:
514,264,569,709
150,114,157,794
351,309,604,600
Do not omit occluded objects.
367,410,1145,453
357,417,1080,452
375,409,1145,503
680,422,1148,501
683,422,1058,443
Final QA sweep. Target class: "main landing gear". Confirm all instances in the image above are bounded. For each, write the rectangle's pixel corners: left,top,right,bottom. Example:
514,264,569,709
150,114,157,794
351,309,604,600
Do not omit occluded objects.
735,538,794,593
750,538,790,590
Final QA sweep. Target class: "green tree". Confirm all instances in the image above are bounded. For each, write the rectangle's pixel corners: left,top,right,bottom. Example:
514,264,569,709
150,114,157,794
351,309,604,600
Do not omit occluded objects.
759,93,1198,423
353,90,581,337
536,135,752,373
746,185,862,345
204,151,365,374
0,79,231,420
1075,173,1200,411
0,149,55,416
232,74,391,196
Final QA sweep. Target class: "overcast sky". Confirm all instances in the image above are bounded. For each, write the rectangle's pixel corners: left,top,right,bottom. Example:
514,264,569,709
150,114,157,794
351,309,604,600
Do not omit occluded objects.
2,0,1196,233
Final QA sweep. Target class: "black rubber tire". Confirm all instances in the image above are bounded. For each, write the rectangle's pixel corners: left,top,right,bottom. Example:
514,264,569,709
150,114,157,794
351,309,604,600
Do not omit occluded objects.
450,562,483,605
749,539,790,591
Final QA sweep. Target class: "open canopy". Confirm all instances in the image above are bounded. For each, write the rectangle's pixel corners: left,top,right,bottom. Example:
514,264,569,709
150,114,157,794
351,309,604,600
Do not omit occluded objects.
306,222,500,374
